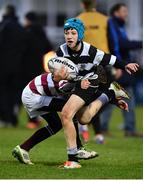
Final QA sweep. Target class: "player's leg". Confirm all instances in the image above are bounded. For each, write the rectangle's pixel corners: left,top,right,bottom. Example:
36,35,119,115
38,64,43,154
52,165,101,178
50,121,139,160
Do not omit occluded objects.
60,94,85,168
77,86,129,125
73,118,99,159
12,95,97,165
37,96,86,153
77,95,106,125
12,112,62,164
12,95,66,164
41,98,99,160
21,112,62,151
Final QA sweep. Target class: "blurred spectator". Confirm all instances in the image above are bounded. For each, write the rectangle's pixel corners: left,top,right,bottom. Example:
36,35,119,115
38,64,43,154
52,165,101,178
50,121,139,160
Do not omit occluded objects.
22,11,53,129
0,5,27,127
77,0,109,143
101,3,143,137
77,0,109,52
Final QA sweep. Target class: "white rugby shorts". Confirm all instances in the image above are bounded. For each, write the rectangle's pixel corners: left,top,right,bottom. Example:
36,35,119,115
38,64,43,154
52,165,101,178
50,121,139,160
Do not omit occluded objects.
21,85,53,118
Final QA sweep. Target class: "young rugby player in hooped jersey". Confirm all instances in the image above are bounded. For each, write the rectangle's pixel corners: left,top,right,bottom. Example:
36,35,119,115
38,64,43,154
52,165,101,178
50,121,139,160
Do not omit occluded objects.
56,18,139,168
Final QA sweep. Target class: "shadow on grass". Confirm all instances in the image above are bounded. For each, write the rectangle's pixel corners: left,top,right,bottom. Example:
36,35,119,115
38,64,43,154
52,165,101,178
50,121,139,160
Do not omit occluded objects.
1,159,65,170
35,160,64,167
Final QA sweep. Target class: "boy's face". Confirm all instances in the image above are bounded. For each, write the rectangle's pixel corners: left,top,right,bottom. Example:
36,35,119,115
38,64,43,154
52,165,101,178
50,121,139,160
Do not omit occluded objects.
64,28,78,49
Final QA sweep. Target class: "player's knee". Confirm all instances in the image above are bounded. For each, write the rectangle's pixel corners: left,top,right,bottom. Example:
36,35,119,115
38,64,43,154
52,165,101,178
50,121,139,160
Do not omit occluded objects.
61,108,72,120
61,109,72,125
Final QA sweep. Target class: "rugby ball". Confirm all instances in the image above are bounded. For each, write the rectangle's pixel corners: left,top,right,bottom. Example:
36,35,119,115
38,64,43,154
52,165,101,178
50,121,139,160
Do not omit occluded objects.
48,57,79,80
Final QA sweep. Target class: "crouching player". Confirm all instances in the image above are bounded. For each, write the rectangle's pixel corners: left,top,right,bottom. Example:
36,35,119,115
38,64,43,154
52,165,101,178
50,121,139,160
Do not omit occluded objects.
12,69,98,165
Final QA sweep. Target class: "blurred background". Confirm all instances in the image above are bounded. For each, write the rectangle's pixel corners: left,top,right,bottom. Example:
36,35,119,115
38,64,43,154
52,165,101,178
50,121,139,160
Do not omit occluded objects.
0,0,143,47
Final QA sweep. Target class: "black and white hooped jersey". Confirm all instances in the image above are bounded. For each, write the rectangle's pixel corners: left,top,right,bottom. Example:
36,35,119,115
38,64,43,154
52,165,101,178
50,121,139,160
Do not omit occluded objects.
56,41,124,76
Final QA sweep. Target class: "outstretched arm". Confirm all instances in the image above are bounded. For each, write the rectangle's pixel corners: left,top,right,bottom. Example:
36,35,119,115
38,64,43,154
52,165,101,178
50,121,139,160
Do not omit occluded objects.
98,51,139,74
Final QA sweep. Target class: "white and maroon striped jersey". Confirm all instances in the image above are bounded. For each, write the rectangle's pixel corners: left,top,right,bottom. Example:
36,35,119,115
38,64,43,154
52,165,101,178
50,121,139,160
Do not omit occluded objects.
28,73,60,96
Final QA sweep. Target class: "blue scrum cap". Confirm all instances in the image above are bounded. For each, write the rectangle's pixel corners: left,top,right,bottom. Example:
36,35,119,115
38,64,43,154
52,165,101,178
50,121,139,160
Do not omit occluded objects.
64,18,85,41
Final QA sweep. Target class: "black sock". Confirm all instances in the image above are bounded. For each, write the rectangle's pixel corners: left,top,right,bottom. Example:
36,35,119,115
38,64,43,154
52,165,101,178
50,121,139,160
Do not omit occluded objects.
20,112,62,151
73,119,83,149
68,154,78,162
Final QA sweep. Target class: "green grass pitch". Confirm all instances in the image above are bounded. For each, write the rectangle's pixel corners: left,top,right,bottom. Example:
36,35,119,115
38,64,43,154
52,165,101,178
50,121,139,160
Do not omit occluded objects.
0,106,143,179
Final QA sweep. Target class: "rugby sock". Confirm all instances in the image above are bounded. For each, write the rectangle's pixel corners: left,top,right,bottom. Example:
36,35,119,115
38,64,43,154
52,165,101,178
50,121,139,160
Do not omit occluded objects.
68,154,79,162
20,112,83,153
73,120,83,149
97,93,109,105
67,147,78,162
66,120,83,162
20,127,52,151
20,112,62,151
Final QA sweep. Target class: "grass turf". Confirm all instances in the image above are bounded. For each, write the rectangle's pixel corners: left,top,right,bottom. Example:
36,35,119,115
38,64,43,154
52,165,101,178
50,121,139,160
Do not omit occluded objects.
0,106,143,179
